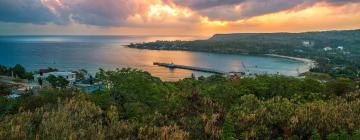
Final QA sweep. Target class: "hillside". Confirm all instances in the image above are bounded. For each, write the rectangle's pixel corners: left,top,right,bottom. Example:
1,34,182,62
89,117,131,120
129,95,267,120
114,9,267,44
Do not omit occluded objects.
210,29,360,53
128,29,360,79
211,29,360,42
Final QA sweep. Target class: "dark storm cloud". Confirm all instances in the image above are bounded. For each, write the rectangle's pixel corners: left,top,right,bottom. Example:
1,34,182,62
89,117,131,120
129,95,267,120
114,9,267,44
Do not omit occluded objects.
0,0,147,26
56,0,147,26
170,0,360,20
0,0,60,24
0,0,359,26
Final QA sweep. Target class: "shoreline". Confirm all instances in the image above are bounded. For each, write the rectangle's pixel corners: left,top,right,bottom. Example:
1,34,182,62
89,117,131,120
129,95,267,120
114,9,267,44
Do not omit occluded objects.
265,54,317,74
127,46,317,75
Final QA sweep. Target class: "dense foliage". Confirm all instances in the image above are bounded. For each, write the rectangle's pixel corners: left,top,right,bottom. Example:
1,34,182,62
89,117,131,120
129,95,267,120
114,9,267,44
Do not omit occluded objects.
0,64,33,80
46,74,70,88
1,68,360,139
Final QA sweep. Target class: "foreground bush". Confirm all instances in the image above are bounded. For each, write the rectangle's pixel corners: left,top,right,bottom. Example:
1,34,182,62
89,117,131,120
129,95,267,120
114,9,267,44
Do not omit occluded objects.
1,68,359,139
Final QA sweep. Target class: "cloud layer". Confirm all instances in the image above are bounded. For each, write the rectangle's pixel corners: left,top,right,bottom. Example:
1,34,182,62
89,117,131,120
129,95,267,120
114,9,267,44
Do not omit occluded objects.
0,0,359,30
0,0,57,24
170,0,360,20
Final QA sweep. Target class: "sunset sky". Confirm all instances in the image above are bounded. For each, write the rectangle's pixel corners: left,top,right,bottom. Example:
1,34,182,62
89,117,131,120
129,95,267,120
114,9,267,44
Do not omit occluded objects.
1,0,360,36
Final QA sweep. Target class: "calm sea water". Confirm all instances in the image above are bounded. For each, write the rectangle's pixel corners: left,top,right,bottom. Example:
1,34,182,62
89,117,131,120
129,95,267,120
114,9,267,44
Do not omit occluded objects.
0,36,307,81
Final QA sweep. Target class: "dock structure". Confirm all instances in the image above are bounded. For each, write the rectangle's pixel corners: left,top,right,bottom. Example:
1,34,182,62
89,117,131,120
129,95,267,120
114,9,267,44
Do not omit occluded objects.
153,62,226,74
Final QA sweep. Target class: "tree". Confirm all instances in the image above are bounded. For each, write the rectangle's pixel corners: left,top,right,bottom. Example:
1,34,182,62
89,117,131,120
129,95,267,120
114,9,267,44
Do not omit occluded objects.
0,65,7,75
96,68,170,118
73,69,87,81
46,75,69,88
326,78,356,96
38,78,43,86
46,75,58,88
12,64,26,78
23,72,34,81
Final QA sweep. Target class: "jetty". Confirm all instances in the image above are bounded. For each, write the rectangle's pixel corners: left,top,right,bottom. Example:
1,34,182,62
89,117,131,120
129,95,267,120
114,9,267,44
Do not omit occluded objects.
153,62,226,74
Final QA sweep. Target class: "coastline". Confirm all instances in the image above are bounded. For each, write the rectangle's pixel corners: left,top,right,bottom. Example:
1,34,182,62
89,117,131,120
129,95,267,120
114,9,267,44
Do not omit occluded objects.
265,54,317,74
127,45,317,75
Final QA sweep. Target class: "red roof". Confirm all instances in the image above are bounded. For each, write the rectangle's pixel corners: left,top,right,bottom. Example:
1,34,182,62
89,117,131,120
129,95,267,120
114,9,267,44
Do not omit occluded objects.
39,68,58,74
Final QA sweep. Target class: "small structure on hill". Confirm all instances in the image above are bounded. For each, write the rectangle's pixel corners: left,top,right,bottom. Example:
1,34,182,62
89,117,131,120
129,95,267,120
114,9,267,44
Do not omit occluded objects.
302,41,315,47
337,46,344,51
323,47,333,51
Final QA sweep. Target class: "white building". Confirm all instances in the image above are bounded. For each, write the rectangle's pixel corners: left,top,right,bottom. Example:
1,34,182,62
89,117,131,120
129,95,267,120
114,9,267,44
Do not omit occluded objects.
323,47,333,51
302,41,314,47
337,46,344,51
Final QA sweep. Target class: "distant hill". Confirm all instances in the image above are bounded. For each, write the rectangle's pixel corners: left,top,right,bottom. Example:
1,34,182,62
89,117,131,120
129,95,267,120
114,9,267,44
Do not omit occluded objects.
210,29,360,42
209,29,360,54
129,29,360,56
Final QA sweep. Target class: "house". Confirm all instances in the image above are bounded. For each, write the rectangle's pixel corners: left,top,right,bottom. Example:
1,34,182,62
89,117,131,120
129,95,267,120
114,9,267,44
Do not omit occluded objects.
76,83,106,94
323,47,332,51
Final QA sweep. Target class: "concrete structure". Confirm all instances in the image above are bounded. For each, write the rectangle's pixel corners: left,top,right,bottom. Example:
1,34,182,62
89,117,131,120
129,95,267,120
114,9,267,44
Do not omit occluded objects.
154,62,226,74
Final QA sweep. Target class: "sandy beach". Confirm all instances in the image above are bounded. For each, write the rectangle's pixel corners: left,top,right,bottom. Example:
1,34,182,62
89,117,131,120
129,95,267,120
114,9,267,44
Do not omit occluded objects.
265,54,317,74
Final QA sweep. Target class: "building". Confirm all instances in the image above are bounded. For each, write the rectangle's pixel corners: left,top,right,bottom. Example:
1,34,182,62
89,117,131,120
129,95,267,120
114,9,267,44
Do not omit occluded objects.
323,47,333,51
302,41,314,47
337,46,344,51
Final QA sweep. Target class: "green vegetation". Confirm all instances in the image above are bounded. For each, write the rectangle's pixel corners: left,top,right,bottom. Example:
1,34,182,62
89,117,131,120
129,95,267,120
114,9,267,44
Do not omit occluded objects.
0,64,33,80
1,68,360,139
128,29,360,79
73,69,88,81
46,74,70,88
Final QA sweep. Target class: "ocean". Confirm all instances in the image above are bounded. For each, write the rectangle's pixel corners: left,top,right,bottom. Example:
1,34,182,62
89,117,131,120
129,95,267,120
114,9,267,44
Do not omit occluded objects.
0,35,308,81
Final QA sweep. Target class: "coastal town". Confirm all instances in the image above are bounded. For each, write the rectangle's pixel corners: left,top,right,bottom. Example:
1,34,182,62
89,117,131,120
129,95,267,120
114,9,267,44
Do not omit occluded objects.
0,65,106,99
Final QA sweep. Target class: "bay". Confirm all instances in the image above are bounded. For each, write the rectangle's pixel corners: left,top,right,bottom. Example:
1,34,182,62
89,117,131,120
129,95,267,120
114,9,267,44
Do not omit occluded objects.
0,35,308,81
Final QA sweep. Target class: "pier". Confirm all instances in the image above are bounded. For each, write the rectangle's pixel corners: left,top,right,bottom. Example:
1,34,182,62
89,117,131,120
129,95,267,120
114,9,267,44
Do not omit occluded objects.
153,62,226,74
